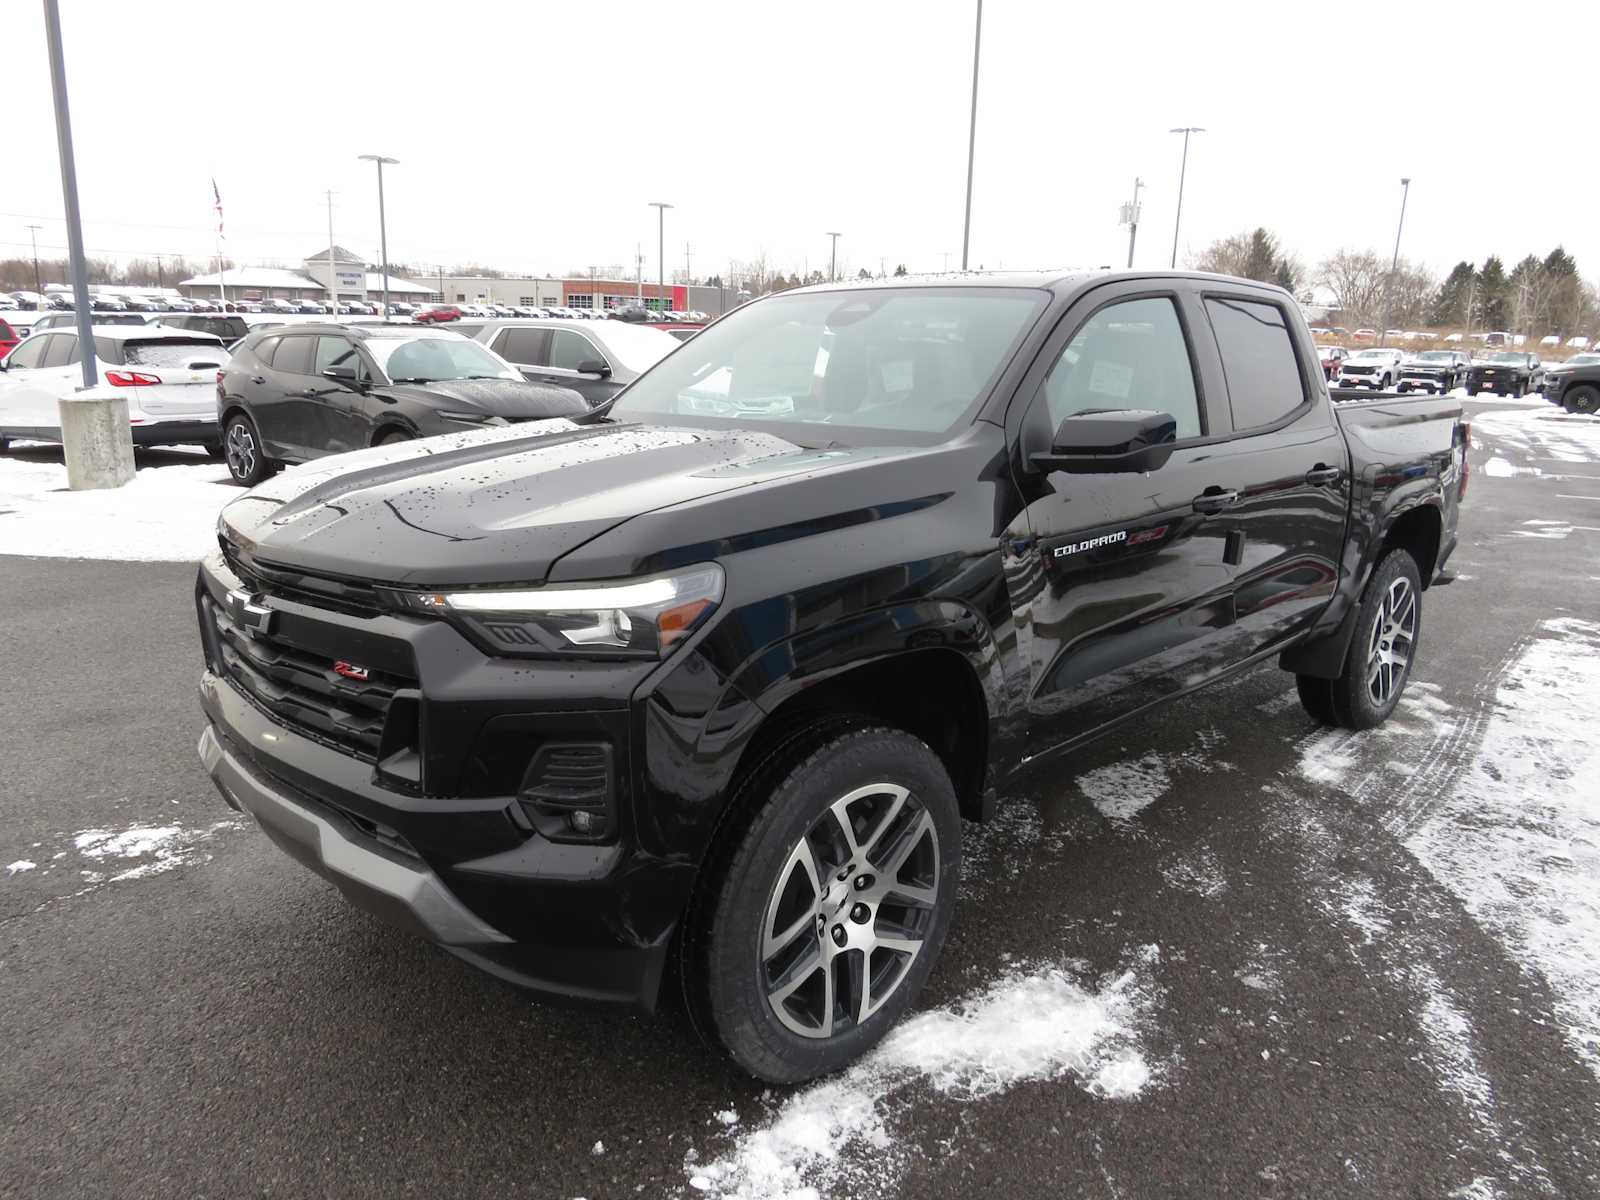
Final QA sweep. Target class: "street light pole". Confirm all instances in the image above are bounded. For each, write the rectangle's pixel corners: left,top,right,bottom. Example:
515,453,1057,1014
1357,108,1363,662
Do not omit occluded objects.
358,154,398,315
26,224,43,294
1377,177,1411,349
649,202,672,311
960,0,983,271
826,231,842,282
42,0,96,389
1169,127,1204,269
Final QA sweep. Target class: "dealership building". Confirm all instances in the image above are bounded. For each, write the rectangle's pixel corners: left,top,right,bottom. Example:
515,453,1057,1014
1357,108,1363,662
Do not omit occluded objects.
179,247,732,314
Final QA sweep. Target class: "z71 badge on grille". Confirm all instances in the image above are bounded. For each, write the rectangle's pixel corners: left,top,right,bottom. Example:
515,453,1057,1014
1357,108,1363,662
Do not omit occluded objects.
333,661,370,681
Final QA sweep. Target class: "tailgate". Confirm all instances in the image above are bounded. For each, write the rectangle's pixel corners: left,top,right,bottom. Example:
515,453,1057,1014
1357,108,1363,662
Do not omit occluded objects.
116,338,228,418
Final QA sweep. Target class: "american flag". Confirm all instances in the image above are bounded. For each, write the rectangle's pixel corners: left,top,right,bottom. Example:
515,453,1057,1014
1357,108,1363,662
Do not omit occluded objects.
212,177,224,241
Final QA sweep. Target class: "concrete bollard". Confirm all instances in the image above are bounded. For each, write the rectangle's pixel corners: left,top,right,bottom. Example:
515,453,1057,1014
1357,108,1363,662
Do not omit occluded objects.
58,392,136,490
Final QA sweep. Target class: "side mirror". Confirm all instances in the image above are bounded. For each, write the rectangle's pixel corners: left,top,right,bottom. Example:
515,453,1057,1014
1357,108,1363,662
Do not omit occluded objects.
321,364,360,384
575,359,611,377
1032,409,1179,474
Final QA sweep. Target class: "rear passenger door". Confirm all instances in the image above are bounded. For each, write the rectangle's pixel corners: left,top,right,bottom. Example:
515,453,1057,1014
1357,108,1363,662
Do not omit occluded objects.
1190,287,1350,651
490,326,551,379
256,332,318,459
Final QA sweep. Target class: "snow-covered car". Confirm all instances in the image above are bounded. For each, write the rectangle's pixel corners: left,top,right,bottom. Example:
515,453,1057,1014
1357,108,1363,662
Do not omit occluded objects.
1336,347,1404,389
1569,336,1591,350
0,325,230,452
264,299,297,314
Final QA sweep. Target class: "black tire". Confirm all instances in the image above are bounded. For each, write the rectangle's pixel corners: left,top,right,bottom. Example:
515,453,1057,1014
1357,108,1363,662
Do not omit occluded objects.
376,428,414,445
1295,674,1339,725
202,438,225,461
0,435,12,454
682,724,961,1083
1326,550,1423,730
222,412,275,486
1565,385,1600,415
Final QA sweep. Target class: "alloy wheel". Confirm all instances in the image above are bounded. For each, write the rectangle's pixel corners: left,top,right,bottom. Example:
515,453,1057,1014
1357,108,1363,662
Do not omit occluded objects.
761,783,940,1039
1365,575,1416,707
225,421,256,481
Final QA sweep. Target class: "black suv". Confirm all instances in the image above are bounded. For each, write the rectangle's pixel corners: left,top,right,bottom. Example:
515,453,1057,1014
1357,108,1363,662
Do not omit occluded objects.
157,313,251,348
195,273,1466,1082
216,323,588,485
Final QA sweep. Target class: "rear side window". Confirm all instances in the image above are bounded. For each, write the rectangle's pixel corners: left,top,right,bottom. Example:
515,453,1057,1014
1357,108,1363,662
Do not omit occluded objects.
549,330,606,371
124,339,227,368
271,335,314,374
94,337,125,365
253,335,281,364
41,334,80,367
494,327,549,366
1043,296,1202,440
1204,297,1307,430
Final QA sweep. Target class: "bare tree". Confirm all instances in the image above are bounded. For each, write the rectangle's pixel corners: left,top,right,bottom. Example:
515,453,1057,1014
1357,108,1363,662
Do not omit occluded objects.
1317,249,1389,328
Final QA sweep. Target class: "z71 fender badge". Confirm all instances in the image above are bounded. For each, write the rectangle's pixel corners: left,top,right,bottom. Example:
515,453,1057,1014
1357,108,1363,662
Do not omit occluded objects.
1053,530,1127,558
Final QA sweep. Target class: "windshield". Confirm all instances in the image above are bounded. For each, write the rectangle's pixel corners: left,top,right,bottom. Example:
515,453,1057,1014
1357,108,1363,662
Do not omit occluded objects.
1484,352,1524,364
1566,354,1600,366
1349,349,1394,360
609,287,1046,444
364,335,520,382
1416,352,1453,362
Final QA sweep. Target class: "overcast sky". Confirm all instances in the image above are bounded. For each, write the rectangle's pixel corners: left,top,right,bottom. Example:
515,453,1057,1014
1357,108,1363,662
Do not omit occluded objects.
6,0,1596,286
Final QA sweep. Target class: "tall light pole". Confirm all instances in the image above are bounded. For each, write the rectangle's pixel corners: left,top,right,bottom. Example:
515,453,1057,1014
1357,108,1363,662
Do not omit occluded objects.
1377,177,1411,349
325,191,338,313
960,0,983,271
43,0,96,389
25,224,43,294
826,232,842,282
1169,126,1204,269
358,154,398,315
649,201,672,311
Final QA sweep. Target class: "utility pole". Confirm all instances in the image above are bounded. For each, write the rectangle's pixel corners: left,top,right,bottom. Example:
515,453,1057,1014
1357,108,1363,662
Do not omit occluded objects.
826,232,842,282
1377,177,1411,349
43,0,96,389
437,264,444,304
1464,273,1477,342
1120,178,1144,269
25,224,43,294
358,154,398,315
649,202,672,310
1169,127,1204,269
960,0,983,271
684,242,693,295
325,190,338,314
636,243,644,303
154,254,163,290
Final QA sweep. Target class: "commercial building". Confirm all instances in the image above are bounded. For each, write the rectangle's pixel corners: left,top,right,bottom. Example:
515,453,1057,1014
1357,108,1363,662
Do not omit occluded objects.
178,247,435,307
434,273,729,315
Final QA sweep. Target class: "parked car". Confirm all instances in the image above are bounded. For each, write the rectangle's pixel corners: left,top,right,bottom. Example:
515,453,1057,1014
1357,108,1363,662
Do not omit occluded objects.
0,317,24,359
297,300,329,315
263,299,297,314
1352,327,1376,341
90,296,127,312
413,304,462,324
1536,353,1600,414
1466,351,1543,396
1398,350,1472,394
0,295,17,311
1336,347,1404,389
194,271,1468,1083
387,302,416,316
214,324,588,485
0,325,228,452
1569,336,1592,350
463,317,679,406
28,311,148,332
156,313,252,349
1315,344,1349,380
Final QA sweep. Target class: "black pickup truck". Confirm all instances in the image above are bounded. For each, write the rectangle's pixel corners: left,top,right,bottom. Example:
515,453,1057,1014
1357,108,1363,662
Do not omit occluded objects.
194,271,1468,1083
1541,352,1600,413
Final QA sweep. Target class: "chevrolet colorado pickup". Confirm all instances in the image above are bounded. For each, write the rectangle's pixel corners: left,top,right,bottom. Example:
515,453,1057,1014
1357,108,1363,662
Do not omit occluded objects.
194,271,1468,1082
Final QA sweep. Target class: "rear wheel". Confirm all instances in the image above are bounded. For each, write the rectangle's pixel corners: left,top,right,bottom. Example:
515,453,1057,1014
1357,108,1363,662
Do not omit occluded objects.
222,412,275,486
1565,385,1600,415
1334,551,1422,729
683,724,960,1083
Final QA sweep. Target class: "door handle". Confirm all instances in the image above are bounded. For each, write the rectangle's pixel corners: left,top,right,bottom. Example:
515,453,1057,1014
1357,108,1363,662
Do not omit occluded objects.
1305,464,1343,486
250,375,265,385
1192,487,1240,513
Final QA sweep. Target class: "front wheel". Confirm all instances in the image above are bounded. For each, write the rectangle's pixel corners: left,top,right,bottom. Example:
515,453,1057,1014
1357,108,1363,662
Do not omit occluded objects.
1565,385,1600,415
222,412,276,486
683,724,961,1083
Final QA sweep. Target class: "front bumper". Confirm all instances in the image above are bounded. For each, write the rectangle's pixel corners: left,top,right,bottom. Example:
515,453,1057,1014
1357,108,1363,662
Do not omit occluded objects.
1467,373,1521,394
1398,372,1450,393
199,724,510,946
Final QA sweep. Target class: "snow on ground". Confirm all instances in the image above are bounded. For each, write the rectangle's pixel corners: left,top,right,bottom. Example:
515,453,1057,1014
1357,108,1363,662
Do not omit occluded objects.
0,454,234,561
686,951,1159,1199
1077,730,1238,823
5,818,244,891
1404,617,1600,1080
1470,406,1600,462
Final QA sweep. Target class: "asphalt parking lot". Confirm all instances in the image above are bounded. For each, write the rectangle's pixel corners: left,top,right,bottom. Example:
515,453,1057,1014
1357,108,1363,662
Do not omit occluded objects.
2,398,1598,1200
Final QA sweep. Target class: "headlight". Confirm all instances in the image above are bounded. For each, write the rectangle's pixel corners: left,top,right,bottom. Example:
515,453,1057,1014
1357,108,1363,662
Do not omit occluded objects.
436,410,505,425
388,564,725,659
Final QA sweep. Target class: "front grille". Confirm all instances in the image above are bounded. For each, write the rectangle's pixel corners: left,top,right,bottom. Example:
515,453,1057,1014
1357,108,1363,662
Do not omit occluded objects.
1343,365,1376,375
204,594,416,761
220,538,383,618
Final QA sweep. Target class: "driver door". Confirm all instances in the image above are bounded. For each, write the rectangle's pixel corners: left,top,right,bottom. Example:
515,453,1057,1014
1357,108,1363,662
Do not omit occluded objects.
1002,285,1245,755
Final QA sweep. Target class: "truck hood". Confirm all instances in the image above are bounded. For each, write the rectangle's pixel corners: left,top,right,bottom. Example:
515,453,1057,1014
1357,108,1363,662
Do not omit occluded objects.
218,419,892,585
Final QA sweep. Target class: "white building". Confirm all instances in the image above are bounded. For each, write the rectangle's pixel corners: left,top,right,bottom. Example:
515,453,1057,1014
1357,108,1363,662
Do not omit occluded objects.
179,247,435,306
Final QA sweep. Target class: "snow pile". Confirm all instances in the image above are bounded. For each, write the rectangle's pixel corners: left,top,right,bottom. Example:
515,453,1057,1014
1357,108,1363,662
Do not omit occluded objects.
687,954,1158,1199
5,860,36,876
0,454,233,561
73,819,241,882
1406,617,1600,1079
1471,406,1600,463
1078,753,1171,820
1296,730,1360,786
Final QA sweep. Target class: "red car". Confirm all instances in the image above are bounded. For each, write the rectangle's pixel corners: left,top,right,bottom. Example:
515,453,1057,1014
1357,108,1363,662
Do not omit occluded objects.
0,317,25,361
413,305,461,324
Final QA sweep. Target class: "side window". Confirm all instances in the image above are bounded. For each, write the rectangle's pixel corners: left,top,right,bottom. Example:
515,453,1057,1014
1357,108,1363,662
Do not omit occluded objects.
6,336,50,370
94,337,124,365
1203,297,1307,430
494,328,548,366
253,335,281,365
314,336,357,375
41,334,80,368
548,330,604,371
1042,296,1201,440
271,335,314,375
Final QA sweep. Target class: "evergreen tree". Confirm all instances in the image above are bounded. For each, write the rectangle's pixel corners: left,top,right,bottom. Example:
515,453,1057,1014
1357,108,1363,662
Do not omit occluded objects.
857,267,871,279
1478,256,1508,328
1429,261,1475,326
893,264,908,277
1241,229,1280,281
